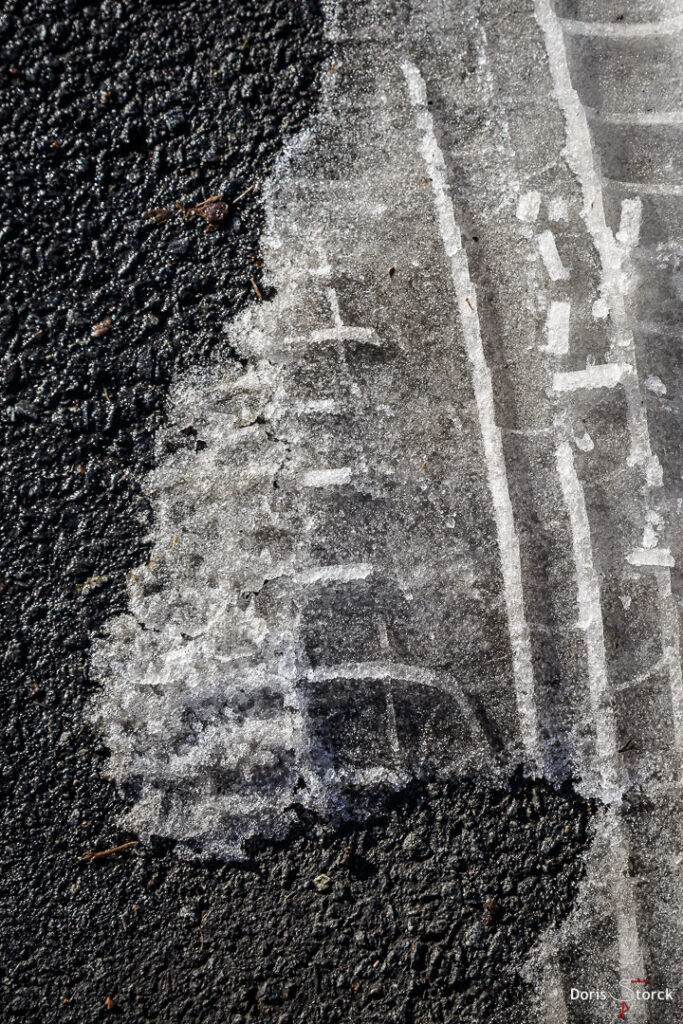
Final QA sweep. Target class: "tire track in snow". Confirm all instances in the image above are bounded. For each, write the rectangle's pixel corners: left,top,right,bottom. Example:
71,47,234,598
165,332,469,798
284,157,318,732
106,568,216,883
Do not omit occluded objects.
402,58,540,769
531,0,683,1016
89,3,682,1015
91,16,524,858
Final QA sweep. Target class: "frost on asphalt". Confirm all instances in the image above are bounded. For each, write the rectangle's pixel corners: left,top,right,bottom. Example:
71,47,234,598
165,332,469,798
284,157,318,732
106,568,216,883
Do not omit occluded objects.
91,43,515,857
91,2,683,1009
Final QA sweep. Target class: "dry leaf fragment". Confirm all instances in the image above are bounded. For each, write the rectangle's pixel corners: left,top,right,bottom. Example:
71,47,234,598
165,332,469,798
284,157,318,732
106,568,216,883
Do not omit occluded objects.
91,318,112,338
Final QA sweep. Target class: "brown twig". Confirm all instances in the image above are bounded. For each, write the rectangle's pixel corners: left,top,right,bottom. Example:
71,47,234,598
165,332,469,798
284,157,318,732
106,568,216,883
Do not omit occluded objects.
250,277,263,302
143,208,174,224
81,840,139,864
193,194,223,208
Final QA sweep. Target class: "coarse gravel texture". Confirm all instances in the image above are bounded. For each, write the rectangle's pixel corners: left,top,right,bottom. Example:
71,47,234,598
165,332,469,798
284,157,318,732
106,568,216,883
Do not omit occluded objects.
0,1,595,1021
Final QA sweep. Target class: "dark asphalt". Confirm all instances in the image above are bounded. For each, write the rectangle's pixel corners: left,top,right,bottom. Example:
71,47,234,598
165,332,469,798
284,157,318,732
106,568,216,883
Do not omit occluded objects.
1,2,594,1021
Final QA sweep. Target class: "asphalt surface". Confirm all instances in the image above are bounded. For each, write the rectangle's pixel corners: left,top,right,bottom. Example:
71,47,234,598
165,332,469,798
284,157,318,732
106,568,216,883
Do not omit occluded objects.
0,0,617,1021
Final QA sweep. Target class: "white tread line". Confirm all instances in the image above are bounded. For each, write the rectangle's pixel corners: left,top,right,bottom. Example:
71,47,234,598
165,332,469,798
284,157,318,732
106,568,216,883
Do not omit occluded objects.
552,457,648,1020
402,58,539,766
560,13,683,37
624,551,683,758
309,659,493,753
537,0,683,774
627,547,674,568
537,1,658,1003
239,563,374,591
327,285,343,327
285,287,380,350
553,362,633,391
516,190,542,222
308,325,380,344
603,178,683,197
538,229,571,280
334,766,409,788
293,398,341,415
301,467,353,487
283,325,380,349
320,286,379,345
612,654,669,695
544,300,571,355
555,441,618,794
307,661,434,685
296,563,373,584
657,570,683,757
534,0,657,476
610,813,650,1024
617,199,643,250
587,108,683,125
377,619,401,756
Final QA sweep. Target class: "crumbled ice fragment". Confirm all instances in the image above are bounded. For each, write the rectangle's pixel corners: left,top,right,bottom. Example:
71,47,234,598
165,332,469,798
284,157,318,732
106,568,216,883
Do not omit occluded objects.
573,428,594,453
643,522,658,549
645,375,667,396
548,197,568,221
591,298,609,320
516,190,541,223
